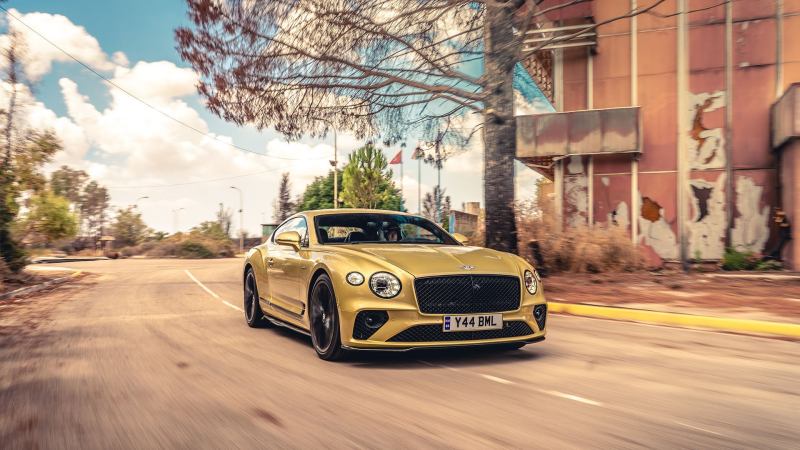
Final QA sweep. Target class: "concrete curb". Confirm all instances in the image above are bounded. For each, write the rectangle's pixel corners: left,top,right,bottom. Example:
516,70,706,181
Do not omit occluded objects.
548,302,800,338
0,271,83,301
31,257,109,264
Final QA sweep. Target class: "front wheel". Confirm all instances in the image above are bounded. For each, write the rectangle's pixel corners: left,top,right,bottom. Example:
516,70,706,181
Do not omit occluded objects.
244,268,269,328
308,274,347,361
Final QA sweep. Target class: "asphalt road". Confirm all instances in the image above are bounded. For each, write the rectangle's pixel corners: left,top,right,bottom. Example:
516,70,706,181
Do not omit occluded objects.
2,259,798,449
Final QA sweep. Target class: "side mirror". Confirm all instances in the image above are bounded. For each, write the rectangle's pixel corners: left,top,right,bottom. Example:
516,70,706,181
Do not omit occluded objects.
275,231,302,251
452,233,469,245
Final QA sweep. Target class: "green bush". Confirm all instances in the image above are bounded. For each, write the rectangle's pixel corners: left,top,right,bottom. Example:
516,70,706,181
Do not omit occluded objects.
177,241,215,259
721,248,780,271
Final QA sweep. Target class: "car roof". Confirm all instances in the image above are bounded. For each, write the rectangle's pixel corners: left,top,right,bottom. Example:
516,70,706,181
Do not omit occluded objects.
299,208,419,219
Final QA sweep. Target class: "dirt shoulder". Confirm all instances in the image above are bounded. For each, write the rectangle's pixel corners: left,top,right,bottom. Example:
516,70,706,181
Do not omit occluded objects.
0,271,69,297
544,271,800,323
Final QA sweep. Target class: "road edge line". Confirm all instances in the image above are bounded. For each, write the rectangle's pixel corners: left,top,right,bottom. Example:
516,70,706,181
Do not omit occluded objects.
548,302,800,338
184,269,220,299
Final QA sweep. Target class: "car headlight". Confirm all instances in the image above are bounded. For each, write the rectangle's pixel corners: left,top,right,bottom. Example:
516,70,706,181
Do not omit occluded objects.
369,272,402,298
524,270,538,295
346,272,365,286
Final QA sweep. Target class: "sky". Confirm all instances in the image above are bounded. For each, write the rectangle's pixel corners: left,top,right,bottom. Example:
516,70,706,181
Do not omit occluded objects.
6,0,544,236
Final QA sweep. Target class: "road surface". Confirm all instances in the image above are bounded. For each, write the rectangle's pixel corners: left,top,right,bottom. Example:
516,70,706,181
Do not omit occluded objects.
1,259,798,449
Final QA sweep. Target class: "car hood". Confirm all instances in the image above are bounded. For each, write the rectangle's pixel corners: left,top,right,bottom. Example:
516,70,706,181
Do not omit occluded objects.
342,244,520,277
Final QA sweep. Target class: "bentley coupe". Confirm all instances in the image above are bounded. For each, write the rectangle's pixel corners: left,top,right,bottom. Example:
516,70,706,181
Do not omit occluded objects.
243,209,546,360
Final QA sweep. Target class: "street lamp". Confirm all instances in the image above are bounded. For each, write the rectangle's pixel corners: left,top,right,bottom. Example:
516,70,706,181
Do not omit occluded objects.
172,207,185,233
230,186,244,253
314,117,339,208
134,196,149,209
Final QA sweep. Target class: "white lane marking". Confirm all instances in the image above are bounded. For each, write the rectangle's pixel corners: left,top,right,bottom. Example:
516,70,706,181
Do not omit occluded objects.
540,390,604,407
480,374,514,385
185,269,244,312
185,269,220,299
222,300,243,312
674,421,724,436
420,360,602,406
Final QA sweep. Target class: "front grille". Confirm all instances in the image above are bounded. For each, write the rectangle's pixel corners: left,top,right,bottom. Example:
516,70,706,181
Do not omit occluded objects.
414,275,521,314
387,321,533,343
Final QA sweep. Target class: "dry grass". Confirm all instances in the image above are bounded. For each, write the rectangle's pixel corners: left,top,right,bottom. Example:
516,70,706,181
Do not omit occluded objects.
516,199,643,273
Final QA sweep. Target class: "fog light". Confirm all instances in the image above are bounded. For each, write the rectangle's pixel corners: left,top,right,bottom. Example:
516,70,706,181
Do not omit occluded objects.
533,304,547,331
353,310,389,340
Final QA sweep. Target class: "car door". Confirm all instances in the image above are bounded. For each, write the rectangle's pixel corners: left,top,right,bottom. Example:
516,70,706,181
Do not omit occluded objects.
266,217,310,317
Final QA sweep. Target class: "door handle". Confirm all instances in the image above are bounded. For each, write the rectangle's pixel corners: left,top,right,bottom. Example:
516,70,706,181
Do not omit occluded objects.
267,258,274,267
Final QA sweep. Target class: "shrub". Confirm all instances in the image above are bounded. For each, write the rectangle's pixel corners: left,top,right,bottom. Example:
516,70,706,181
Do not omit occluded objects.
515,199,643,274
721,248,763,271
722,248,781,271
177,241,215,259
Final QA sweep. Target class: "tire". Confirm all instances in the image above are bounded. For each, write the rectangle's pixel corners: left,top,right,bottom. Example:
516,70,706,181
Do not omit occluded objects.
308,274,347,361
244,268,269,328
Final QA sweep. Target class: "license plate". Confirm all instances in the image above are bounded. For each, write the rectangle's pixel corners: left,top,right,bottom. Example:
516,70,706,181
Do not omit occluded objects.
443,314,503,332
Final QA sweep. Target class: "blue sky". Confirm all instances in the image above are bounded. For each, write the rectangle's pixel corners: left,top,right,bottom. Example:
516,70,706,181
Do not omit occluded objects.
9,1,543,235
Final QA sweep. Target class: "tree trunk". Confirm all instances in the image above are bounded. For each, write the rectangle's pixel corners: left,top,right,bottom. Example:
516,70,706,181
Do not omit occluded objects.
482,2,518,254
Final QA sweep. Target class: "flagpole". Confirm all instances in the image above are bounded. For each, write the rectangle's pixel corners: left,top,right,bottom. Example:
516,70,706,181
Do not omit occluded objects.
400,154,404,202
418,156,422,214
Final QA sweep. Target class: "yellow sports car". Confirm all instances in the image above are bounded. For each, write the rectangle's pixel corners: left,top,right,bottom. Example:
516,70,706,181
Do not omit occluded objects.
243,209,546,360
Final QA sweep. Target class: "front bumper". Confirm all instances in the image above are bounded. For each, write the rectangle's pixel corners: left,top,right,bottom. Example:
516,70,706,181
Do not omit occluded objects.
339,301,547,350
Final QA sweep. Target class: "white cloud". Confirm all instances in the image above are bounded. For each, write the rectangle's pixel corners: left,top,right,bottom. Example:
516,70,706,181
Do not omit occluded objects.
111,61,197,100
6,9,118,81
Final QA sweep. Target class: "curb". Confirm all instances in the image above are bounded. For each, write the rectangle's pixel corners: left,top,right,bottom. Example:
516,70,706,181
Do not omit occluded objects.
31,257,109,264
548,302,800,338
0,271,83,301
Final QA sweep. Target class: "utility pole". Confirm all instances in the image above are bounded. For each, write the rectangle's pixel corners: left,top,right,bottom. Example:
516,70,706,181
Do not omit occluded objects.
172,207,184,234
332,128,338,208
230,186,244,253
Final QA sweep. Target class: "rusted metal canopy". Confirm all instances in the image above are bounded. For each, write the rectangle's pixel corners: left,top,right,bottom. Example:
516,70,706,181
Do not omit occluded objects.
772,83,800,149
516,107,641,159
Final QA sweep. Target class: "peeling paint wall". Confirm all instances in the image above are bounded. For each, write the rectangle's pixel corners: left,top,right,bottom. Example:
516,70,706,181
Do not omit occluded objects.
564,155,588,227
687,175,727,259
638,194,679,260
688,91,726,170
732,176,770,252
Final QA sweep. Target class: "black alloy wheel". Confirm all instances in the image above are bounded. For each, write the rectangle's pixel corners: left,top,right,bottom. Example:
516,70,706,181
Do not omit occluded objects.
309,274,346,361
244,268,269,328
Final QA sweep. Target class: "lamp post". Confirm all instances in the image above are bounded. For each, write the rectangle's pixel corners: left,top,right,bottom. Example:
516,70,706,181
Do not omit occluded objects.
172,207,185,233
134,196,149,209
230,186,244,253
331,128,338,209
314,118,339,208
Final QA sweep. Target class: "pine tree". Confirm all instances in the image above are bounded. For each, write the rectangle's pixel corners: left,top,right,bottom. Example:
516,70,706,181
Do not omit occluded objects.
273,172,295,222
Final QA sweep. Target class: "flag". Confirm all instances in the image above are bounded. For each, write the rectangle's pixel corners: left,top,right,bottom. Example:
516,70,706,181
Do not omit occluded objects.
411,146,425,160
389,150,402,165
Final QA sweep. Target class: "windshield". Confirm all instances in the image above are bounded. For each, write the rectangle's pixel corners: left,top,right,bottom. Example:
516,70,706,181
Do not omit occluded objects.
315,213,458,245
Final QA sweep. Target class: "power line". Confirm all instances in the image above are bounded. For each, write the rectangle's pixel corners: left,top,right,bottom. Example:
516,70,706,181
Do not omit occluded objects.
1,5,321,162
106,167,283,189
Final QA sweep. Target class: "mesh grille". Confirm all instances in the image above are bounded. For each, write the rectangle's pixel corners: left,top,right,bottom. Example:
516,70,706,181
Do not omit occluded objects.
533,304,547,331
414,275,521,314
352,311,388,340
387,321,534,343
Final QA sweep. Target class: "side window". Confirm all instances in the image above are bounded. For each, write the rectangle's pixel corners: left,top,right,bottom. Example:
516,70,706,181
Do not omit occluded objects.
294,218,309,247
272,218,300,242
271,217,308,247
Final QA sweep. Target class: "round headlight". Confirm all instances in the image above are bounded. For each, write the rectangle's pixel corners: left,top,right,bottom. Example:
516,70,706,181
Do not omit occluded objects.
524,270,538,295
346,272,365,286
369,272,402,298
